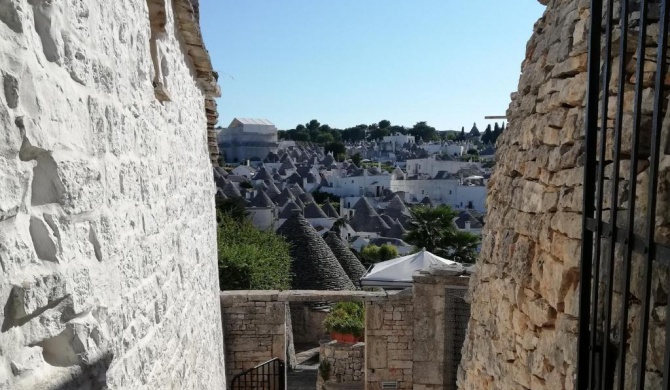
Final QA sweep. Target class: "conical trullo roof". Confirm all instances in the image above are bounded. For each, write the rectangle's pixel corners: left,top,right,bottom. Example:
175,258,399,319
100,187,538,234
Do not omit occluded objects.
350,197,390,233
275,187,296,207
324,232,367,285
277,212,355,290
279,200,301,219
249,191,274,208
222,181,242,198
265,181,281,199
252,166,273,181
385,219,408,239
321,201,340,218
303,202,328,219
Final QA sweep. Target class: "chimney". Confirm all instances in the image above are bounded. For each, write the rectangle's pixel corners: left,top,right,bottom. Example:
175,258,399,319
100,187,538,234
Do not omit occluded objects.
465,221,471,230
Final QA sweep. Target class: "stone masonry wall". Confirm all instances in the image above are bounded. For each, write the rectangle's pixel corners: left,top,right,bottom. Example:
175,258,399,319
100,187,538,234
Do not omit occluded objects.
0,1,225,389
220,294,287,379
365,289,414,390
459,0,669,389
317,340,365,388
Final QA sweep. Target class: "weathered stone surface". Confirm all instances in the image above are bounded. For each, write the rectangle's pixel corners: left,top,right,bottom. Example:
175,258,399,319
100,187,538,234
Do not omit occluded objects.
459,0,669,389
0,1,225,389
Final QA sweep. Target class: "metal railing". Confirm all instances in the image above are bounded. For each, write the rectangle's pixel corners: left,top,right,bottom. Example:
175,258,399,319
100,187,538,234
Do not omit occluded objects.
230,358,285,390
577,0,670,389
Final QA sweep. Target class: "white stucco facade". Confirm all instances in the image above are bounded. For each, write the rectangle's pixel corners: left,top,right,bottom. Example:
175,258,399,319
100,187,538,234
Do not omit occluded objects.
0,1,225,389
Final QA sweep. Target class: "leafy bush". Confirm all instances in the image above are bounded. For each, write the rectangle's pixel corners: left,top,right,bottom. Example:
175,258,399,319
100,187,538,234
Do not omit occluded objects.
360,244,398,267
217,213,291,290
318,360,331,381
322,302,365,337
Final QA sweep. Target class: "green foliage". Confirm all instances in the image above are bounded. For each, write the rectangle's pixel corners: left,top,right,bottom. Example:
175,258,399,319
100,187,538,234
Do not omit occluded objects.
239,180,253,189
216,197,248,223
378,119,391,129
449,231,481,264
216,213,291,290
405,205,480,263
351,153,362,167
319,360,331,381
312,190,341,204
360,244,398,267
481,124,493,144
322,302,365,337
316,132,334,144
409,121,438,141
324,142,346,157
466,148,479,155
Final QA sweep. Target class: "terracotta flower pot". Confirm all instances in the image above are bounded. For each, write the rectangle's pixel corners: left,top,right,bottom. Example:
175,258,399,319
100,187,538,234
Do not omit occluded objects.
330,332,363,343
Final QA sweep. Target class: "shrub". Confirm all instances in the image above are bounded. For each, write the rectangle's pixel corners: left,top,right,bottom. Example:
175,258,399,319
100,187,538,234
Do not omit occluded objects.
217,213,291,290
322,302,365,337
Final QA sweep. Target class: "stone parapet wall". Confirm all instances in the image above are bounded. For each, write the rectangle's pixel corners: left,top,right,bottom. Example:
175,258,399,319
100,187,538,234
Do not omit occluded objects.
0,0,224,389
458,0,669,389
365,289,414,390
318,340,365,388
220,294,286,379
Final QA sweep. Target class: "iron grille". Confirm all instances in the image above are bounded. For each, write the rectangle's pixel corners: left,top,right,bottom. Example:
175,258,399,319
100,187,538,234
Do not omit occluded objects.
230,358,285,390
577,0,670,389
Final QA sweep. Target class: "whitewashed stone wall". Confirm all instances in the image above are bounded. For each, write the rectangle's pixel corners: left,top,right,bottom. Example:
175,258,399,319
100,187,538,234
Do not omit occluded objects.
0,0,225,389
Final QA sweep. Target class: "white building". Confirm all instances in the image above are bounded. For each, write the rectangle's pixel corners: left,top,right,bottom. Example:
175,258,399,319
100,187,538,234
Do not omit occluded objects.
405,155,481,177
218,118,279,163
381,133,415,152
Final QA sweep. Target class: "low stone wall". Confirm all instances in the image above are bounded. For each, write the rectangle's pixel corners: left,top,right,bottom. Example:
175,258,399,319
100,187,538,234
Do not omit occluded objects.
318,341,365,388
220,294,286,379
220,290,387,382
365,289,414,390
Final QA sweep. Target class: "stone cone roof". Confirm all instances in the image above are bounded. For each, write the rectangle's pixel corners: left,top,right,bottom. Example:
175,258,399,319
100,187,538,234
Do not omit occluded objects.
383,194,412,225
303,202,328,219
321,201,340,218
265,181,281,199
277,213,355,290
280,156,297,171
275,187,296,206
249,191,274,208
324,232,367,285
290,184,305,197
385,219,408,239
380,214,395,227
420,196,434,206
299,192,315,204
222,181,242,198
252,166,273,181
279,201,301,219
350,197,390,233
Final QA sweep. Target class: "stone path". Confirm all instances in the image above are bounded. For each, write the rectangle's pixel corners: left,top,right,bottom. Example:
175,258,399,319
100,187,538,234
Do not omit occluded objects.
287,345,319,390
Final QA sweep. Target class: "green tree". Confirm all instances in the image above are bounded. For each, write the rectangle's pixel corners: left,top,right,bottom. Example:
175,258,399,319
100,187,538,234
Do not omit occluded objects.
404,205,481,263
492,122,502,144
481,124,492,144
217,213,292,290
316,132,335,144
467,148,479,155
306,119,321,132
360,244,398,267
351,153,362,167
378,244,399,261
324,142,346,157
378,119,391,129
215,197,248,224
449,231,480,264
410,121,438,141
368,127,390,141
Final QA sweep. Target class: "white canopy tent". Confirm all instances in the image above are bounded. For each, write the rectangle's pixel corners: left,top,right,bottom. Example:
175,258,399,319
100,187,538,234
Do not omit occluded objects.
359,249,461,289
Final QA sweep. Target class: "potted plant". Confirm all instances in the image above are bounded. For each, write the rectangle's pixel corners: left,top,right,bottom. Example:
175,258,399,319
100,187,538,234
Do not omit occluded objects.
322,301,365,343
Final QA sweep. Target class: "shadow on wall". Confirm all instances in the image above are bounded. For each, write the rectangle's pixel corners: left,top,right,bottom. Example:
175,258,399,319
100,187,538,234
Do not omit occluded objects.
52,352,113,390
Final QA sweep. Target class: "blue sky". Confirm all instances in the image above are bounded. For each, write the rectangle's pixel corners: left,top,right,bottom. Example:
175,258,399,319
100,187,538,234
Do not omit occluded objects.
200,1,545,131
